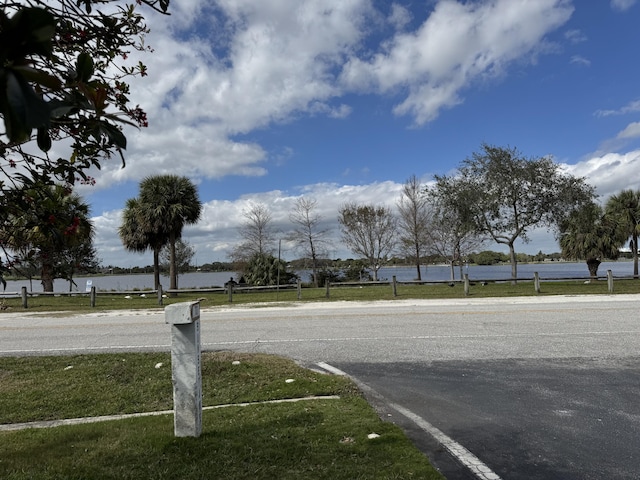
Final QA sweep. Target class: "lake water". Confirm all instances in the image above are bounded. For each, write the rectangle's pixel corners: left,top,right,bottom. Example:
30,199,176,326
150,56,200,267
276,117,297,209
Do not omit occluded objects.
2,261,637,293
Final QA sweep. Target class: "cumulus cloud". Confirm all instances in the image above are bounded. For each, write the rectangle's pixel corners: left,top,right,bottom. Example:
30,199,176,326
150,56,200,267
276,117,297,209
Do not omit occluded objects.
82,0,574,191
562,150,640,200
340,0,573,125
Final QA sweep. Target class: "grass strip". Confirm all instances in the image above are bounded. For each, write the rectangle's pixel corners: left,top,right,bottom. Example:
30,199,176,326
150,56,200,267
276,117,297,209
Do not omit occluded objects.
2,278,639,312
0,352,445,479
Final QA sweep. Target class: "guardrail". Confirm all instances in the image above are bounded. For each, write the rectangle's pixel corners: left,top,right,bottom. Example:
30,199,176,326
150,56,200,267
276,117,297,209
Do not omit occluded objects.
2,269,635,308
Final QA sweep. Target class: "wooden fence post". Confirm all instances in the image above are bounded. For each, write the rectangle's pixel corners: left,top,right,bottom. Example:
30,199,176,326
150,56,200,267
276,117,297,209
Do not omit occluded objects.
21,286,27,309
464,274,470,296
90,286,96,307
607,270,613,293
534,272,540,293
392,275,397,297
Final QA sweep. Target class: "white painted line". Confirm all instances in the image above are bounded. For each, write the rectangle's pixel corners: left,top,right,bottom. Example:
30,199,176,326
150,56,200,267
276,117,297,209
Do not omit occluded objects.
390,402,502,480
317,362,501,480
0,396,341,432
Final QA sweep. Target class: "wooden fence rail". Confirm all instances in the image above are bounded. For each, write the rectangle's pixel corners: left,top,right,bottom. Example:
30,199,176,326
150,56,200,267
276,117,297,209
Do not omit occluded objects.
2,270,635,308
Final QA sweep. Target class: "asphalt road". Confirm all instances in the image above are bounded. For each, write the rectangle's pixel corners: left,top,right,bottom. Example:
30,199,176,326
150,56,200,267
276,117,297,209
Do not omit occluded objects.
1,295,639,479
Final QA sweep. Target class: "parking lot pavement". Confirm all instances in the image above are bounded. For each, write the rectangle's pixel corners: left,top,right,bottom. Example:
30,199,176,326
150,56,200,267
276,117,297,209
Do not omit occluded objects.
334,357,640,480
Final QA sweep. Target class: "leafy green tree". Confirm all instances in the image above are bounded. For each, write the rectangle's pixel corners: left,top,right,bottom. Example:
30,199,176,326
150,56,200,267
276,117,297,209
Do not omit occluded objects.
1,1,168,273
435,144,595,283
425,179,486,281
243,253,297,286
1,184,93,291
135,175,202,293
559,201,626,279
118,197,167,289
605,189,640,278
338,203,397,281
60,235,101,291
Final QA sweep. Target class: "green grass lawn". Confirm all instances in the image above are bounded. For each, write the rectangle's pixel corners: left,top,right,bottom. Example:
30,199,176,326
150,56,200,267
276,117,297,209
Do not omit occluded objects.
1,277,638,312
0,352,445,480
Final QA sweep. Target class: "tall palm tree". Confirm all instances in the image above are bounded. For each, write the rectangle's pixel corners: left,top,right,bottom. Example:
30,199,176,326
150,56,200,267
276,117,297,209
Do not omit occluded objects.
138,175,202,293
118,197,168,290
605,189,640,278
2,184,94,291
559,201,626,279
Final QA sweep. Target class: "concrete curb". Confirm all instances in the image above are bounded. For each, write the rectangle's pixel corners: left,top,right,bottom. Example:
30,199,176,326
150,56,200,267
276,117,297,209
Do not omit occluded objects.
0,395,341,432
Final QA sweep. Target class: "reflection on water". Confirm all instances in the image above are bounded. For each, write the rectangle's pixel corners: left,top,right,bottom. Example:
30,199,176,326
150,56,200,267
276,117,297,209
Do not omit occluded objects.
2,261,636,293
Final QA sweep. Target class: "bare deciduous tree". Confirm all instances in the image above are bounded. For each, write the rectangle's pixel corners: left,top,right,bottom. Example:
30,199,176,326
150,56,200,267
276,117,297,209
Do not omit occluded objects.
232,203,275,265
287,197,330,287
397,175,432,281
338,202,397,281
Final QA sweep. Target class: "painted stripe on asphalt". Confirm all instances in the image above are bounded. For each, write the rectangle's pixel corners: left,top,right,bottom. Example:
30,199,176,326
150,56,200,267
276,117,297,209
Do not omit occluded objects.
317,362,502,480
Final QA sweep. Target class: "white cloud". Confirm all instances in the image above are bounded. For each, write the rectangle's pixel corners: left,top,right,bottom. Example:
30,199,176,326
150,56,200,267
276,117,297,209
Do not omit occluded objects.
81,0,574,191
611,0,637,12
616,122,640,140
595,99,640,117
564,29,587,44
562,150,640,200
388,3,412,30
570,55,591,67
340,0,573,125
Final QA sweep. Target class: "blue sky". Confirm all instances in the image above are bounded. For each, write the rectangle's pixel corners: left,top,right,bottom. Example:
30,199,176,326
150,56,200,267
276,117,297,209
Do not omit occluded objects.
73,0,640,267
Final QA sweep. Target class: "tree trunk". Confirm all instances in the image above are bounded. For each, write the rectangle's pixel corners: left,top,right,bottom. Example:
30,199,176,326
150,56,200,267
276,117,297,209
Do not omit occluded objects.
633,233,638,279
415,244,422,281
169,233,177,296
449,260,455,281
509,243,518,285
41,260,54,292
587,258,601,280
153,247,161,290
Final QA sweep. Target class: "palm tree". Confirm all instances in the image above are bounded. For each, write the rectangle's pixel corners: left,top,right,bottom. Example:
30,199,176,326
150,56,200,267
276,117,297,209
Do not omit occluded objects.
605,189,640,278
559,201,626,279
138,175,202,293
2,184,94,291
119,197,168,290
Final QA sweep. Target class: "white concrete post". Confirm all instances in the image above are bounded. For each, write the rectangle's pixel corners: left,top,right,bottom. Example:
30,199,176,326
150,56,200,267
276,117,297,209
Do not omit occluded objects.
165,301,202,437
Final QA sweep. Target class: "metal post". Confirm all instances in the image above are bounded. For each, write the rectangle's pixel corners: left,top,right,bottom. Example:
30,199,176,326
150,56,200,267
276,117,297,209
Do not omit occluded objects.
165,301,202,438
